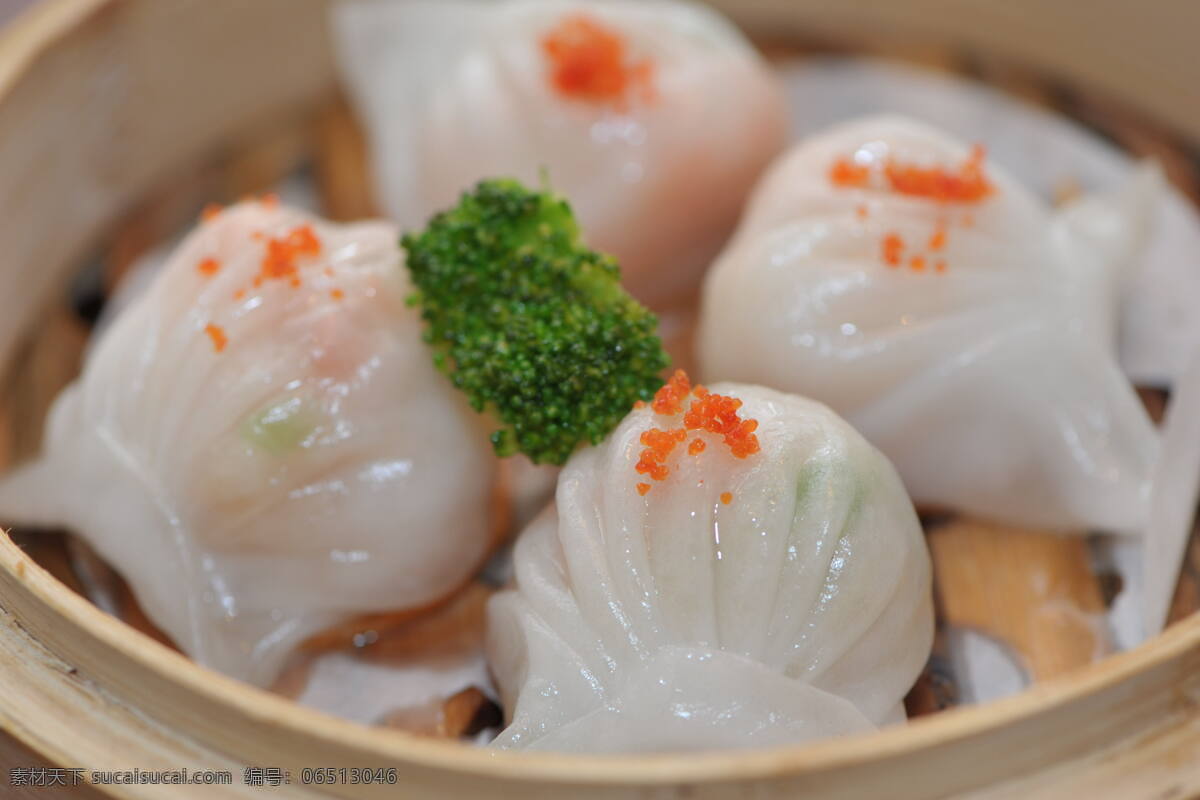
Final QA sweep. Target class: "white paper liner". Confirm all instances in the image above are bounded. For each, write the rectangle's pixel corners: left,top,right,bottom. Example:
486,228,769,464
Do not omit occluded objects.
1144,349,1200,632
943,628,1028,705
294,648,497,728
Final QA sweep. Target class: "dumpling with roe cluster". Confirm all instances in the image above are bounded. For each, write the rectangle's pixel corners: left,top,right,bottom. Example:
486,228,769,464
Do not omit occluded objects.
0,199,500,686
487,371,933,752
698,115,1162,532
332,0,789,309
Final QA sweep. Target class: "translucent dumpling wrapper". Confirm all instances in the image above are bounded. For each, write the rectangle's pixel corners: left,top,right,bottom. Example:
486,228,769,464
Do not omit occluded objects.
0,201,499,686
332,0,788,309
698,115,1162,533
487,381,933,752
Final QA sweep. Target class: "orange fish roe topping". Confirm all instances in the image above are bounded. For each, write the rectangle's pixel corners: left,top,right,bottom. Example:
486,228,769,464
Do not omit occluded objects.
635,371,761,493
541,13,654,107
287,224,321,254
830,157,870,188
636,427,687,482
883,145,993,204
856,203,869,220
882,228,954,274
259,224,323,284
330,288,345,301
682,391,761,459
652,369,691,415
633,399,647,409
204,323,228,353
637,482,651,497
830,146,994,204
928,227,947,251
197,257,220,277
201,203,223,222
233,289,246,301
720,492,732,505
882,232,904,267
260,193,280,208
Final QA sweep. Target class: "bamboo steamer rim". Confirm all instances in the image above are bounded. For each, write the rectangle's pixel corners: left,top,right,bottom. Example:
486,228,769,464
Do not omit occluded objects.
0,0,1198,793
6,522,1200,785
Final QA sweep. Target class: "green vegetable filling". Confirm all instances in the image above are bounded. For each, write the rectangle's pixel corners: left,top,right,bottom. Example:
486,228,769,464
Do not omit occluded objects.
241,396,317,455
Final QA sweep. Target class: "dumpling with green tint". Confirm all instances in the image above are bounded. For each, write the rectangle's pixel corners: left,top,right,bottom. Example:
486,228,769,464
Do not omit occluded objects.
0,200,499,688
487,381,933,753
241,395,322,456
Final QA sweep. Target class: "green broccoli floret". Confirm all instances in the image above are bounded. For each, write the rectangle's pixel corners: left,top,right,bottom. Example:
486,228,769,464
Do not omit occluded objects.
401,178,670,466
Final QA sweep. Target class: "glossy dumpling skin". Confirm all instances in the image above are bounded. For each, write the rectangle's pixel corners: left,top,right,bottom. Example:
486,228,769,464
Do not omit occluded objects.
332,0,788,309
698,115,1161,532
487,383,933,752
0,202,497,686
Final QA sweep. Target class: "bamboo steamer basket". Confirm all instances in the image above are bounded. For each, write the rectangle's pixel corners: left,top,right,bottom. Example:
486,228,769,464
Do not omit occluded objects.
1,1,1199,798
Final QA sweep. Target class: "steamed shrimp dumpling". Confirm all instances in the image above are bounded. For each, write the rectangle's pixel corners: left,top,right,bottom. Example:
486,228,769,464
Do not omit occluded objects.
699,115,1161,532
333,0,788,309
488,379,933,752
0,201,498,686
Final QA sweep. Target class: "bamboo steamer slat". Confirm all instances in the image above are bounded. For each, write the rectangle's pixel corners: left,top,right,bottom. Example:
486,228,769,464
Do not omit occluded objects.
1,1,1199,797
